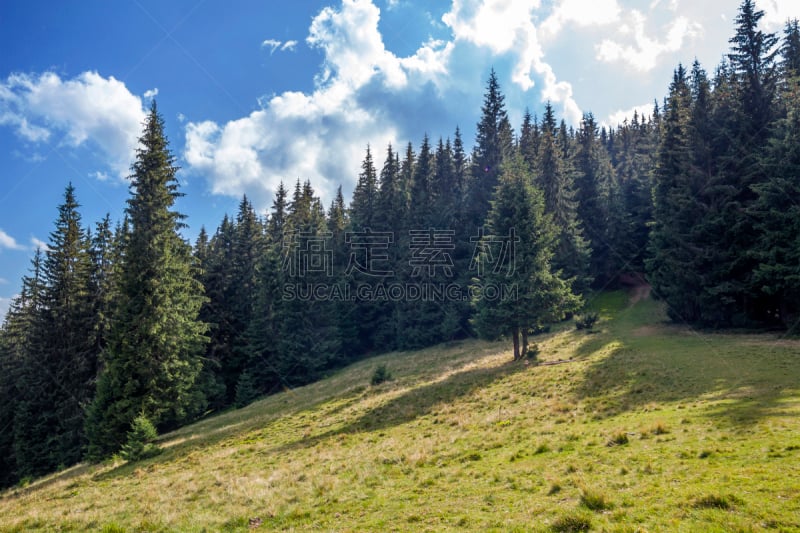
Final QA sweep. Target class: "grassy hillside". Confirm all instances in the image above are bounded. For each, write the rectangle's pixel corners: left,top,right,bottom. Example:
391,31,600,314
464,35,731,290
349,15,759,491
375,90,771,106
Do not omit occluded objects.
2,291,799,532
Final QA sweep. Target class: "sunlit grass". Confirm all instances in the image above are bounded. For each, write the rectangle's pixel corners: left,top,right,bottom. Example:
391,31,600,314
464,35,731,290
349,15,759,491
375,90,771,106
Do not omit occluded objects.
2,291,800,531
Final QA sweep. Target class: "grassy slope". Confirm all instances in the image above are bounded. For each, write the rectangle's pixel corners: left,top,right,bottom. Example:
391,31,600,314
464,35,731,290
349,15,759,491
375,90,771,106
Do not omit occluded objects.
1,292,800,532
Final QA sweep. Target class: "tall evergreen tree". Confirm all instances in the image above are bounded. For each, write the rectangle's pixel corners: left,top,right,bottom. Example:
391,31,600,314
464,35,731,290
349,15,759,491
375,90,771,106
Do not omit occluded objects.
647,66,706,322
573,112,616,286
782,19,800,80
0,250,45,486
472,154,580,360
535,103,592,291
86,101,208,458
751,80,800,329
466,70,514,228
350,146,379,230
12,186,97,476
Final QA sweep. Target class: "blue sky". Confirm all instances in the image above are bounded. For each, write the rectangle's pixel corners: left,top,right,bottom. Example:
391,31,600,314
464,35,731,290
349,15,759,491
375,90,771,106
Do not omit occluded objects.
1,0,799,321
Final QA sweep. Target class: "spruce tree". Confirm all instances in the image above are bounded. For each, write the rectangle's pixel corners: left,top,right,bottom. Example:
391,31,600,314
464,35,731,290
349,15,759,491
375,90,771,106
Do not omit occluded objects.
466,70,514,228
647,66,706,322
751,81,800,328
535,103,592,291
0,251,45,486
573,113,616,286
472,154,580,360
86,101,208,458
12,186,98,475
350,146,379,230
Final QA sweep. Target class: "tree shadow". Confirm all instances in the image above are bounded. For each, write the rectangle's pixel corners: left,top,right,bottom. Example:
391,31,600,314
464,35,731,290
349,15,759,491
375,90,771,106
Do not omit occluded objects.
572,326,800,425
271,356,528,454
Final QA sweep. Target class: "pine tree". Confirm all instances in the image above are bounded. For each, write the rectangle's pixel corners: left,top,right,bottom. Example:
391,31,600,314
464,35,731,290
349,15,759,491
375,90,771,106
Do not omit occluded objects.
272,180,341,384
782,19,800,80
472,154,580,360
12,186,98,475
198,215,237,406
647,65,706,322
535,103,592,291
239,184,289,399
573,112,616,286
372,146,405,350
409,134,436,225
86,101,208,458
350,146,379,230
699,0,780,325
8,250,48,478
466,70,514,228
519,109,540,170
751,81,800,329
90,214,116,361
0,251,45,486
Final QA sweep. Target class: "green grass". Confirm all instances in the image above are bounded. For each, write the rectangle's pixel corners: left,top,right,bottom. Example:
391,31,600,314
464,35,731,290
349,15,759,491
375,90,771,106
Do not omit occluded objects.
2,290,800,532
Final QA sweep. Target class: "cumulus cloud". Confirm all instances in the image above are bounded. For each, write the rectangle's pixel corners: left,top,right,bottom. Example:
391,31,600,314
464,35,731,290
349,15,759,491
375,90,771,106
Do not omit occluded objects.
595,10,702,72
442,0,582,123
261,38,299,54
191,0,717,208
603,102,656,129
540,0,622,39
761,0,800,29
143,88,159,99
30,236,50,251
0,229,24,251
0,71,148,179
187,0,453,206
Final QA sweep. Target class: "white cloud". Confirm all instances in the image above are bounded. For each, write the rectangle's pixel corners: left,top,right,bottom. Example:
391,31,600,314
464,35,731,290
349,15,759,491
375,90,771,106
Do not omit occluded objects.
0,229,24,251
90,170,110,181
31,236,50,252
187,0,453,206
261,38,299,54
603,102,655,129
761,0,800,29
540,0,622,40
442,0,582,123
143,88,159,99
0,71,147,179
595,10,702,72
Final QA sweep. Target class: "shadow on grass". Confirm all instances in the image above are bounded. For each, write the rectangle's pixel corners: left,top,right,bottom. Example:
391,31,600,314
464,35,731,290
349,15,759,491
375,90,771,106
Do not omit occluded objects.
573,323,800,425
271,356,528,453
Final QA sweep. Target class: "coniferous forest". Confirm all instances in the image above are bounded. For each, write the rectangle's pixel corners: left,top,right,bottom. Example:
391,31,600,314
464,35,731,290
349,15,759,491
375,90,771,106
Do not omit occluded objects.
1,0,799,488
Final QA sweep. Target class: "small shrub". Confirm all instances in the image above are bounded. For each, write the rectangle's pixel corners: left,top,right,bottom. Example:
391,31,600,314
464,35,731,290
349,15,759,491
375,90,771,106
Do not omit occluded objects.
574,312,599,331
607,431,629,446
534,443,550,454
580,487,613,511
371,364,393,385
692,493,739,510
120,415,161,462
550,511,592,532
650,422,669,435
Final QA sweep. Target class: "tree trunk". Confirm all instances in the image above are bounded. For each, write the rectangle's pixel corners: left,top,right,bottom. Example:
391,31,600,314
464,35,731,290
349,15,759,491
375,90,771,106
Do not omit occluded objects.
521,328,528,359
512,327,520,360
